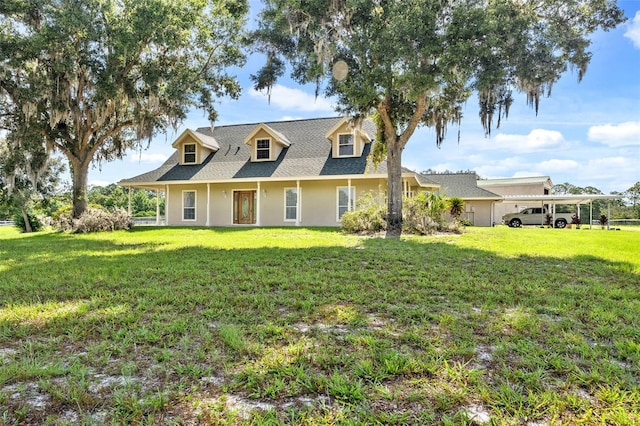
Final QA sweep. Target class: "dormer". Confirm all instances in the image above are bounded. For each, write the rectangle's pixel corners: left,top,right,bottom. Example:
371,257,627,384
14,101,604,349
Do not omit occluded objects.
172,129,220,165
325,118,372,158
244,123,291,162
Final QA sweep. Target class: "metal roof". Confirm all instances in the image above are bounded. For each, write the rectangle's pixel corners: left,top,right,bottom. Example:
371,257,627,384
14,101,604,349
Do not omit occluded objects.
502,194,623,204
478,176,552,186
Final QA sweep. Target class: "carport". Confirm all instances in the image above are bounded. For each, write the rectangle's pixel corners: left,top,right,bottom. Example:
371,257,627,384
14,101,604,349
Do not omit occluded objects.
500,194,623,229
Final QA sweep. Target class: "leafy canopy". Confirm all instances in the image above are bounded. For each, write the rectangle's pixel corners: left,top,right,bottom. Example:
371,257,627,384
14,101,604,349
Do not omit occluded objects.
251,0,624,235
0,0,248,217
253,0,624,142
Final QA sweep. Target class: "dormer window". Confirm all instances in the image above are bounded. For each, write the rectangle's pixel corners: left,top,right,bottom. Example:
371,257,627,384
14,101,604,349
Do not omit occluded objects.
338,134,354,156
183,143,196,164
256,139,270,160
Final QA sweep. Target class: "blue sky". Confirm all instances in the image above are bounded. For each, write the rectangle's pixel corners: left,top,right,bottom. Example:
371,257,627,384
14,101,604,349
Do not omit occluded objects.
90,0,640,195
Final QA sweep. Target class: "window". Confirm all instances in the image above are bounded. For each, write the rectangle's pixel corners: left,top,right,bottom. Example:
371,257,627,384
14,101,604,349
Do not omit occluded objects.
337,186,355,220
338,134,354,156
183,190,196,221
284,188,298,221
256,139,270,160
183,143,196,164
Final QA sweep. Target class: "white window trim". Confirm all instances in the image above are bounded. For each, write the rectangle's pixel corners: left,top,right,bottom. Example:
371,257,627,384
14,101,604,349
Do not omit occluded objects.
182,190,197,221
183,143,197,164
255,138,271,162
336,186,355,222
284,187,299,222
337,133,355,157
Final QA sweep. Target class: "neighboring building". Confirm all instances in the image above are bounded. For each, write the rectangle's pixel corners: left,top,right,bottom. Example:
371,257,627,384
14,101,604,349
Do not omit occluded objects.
477,176,553,222
119,117,438,227
422,172,502,226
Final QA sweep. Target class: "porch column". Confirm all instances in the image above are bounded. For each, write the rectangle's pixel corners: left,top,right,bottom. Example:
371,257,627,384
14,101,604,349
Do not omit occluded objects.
490,202,495,227
256,181,261,226
128,186,132,216
552,201,556,226
155,189,160,226
348,178,353,212
165,185,170,225
206,183,211,227
607,201,611,230
541,200,544,227
296,180,301,226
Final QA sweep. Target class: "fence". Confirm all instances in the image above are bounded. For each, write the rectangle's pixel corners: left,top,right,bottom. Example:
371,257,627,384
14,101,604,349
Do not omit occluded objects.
590,219,640,227
0,220,14,226
132,216,165,226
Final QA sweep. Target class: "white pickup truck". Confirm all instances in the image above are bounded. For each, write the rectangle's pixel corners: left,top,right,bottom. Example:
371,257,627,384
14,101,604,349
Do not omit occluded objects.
502,207,574,228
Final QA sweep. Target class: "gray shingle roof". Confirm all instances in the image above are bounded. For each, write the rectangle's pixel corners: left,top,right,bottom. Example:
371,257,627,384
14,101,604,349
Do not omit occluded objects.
121,117,402,184
423,173,501,199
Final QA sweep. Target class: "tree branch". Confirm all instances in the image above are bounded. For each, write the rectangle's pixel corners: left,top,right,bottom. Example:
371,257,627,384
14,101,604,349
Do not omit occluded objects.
397,93,428,149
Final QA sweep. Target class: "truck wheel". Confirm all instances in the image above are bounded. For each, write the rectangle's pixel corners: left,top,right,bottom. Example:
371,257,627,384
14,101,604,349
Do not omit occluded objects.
555,218,567,228
509,218,522,228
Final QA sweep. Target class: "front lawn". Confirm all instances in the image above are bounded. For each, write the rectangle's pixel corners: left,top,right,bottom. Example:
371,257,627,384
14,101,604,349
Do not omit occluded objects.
0,226,638,424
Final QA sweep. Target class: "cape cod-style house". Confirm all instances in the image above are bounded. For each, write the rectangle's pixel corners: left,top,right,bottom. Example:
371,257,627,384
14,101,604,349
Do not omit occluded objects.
119,117,440,227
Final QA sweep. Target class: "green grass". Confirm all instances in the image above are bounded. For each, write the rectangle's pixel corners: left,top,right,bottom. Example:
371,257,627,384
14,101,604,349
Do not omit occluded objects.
0,225,638,425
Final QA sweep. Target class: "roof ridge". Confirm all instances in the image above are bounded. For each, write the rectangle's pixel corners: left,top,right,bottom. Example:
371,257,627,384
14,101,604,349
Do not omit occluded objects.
195,116,343,132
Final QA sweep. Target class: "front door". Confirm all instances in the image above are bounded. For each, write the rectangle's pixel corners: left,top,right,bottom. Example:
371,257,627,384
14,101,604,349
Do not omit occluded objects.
234,191,256,224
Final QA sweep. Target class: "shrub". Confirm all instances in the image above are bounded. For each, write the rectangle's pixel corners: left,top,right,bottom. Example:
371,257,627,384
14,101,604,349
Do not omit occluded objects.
403,192,446,235
599,214,608,227
447,196,465,220
341,192,386,233
341,191,460,235
51,205,74,231
571,213,581,225
73,207,132,233
545,214,553,227
52,205,132,233
13,210,44,233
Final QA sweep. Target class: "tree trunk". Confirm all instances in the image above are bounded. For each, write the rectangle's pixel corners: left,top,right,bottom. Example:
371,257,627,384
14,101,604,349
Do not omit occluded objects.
21,208,33,233
386,140,403,237
70,157,90,219
378,93,428,238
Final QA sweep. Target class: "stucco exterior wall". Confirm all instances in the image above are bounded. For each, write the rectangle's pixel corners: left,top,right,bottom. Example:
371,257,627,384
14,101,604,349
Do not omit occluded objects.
461,200,495,227
166,184,209,226
165,178,387,227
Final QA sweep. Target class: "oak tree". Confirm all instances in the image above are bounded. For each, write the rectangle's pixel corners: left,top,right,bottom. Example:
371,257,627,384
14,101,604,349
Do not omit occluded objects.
252,0,625,235
1,0,247,218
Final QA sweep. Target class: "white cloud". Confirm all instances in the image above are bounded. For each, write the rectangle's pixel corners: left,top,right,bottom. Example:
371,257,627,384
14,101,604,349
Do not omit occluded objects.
491,129,566,153
624,11,640,48
535,159,580,173
587,121,640,147
586,156,636,175
248,84,334,112
474,157,530,178
464,129,567,153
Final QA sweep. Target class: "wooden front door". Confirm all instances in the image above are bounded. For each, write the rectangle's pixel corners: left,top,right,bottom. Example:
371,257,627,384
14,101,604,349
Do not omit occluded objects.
234,191,256,224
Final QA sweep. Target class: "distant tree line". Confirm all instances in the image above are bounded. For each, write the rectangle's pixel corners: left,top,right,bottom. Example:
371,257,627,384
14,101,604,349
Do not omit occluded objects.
0,179,164,226
87,184,165,218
